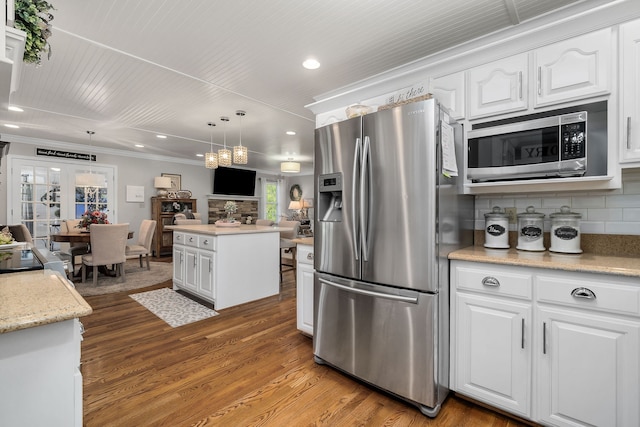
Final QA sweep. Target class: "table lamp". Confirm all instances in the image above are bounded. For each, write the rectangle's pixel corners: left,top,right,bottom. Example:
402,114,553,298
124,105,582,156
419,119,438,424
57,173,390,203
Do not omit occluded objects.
154,176,172,198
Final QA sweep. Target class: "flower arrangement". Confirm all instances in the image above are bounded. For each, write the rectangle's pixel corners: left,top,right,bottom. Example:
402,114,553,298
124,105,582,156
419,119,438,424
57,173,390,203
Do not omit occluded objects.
77,210,109,229
15,0,55,65
224,201,238,214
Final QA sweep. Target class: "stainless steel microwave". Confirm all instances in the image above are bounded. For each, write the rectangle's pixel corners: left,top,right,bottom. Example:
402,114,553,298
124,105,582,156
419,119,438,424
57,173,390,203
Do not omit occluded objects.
467,110,593,183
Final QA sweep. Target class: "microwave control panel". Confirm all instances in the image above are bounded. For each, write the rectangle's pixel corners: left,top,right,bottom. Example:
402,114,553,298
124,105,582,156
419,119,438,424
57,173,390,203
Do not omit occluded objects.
560,122,586,160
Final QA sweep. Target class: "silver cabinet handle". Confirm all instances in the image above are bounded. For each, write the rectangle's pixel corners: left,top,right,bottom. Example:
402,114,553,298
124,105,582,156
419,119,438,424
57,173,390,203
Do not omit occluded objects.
537,66,542,96
481,276,500,287
189,237,194,243
627,117,631,150
306,253,313,261
571,287,596,300
518,71,522,100
521,318,525,349
203,239,209,245
542,321,547,354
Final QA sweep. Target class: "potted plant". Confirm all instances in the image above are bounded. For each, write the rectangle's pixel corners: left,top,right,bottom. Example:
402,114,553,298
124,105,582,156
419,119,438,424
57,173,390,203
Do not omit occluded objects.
14,0,55,65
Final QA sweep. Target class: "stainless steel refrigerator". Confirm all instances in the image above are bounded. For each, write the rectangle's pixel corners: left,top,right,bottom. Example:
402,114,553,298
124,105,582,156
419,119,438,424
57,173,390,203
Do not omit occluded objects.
313,98,474,417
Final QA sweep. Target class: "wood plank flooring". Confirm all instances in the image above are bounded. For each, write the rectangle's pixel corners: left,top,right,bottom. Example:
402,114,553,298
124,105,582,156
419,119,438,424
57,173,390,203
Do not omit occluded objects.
81,262,534,426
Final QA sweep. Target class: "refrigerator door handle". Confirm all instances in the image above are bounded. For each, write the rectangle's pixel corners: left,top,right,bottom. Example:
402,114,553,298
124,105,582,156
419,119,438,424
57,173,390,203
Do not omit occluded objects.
360,136,371,261
319,278,419,304
352,137,362,260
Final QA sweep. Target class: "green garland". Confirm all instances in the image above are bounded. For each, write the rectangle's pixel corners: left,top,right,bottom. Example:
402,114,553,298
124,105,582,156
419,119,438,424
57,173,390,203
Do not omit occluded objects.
14,0,55,65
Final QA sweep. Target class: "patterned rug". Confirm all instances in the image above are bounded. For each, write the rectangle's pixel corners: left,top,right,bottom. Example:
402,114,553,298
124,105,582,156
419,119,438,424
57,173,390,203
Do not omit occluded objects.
130,287,219,327
72,259,173,296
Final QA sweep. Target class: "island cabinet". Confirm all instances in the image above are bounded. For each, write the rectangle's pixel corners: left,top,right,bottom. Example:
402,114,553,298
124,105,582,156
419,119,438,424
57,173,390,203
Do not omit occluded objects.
296,243,314,336
170,225,280,310
450,260,640,427
151,197,197,257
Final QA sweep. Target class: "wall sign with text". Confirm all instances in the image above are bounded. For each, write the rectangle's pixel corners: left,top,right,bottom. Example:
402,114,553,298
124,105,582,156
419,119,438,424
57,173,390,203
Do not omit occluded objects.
36,148,95,161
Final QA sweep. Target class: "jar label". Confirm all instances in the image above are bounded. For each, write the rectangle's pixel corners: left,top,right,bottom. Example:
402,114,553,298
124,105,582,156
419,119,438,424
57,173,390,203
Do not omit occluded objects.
521,225,542,240
487,224,506,236
554,226,578,240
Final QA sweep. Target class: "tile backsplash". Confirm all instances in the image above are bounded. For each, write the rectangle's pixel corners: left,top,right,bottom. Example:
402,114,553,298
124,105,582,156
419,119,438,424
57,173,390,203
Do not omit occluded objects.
474,169,640,235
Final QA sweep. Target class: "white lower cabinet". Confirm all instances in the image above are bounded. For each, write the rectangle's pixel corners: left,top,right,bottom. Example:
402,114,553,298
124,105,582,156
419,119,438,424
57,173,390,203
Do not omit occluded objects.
451,260,640,427
296,243,314,336
173,231,216,302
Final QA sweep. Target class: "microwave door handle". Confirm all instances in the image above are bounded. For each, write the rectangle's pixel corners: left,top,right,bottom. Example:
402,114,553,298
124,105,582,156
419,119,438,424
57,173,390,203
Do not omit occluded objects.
360,136,371,262
352,137,362,261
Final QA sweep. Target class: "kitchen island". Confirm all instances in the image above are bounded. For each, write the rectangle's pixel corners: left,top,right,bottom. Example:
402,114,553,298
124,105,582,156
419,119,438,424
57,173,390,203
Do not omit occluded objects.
0,269,92,427
166,224,284,310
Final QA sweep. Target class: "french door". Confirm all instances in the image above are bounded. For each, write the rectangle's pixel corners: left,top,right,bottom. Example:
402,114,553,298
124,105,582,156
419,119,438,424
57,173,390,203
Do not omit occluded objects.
7,156,115,250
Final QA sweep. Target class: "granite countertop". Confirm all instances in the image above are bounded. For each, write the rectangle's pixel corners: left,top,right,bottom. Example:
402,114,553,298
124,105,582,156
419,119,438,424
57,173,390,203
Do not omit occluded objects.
166,224,287,235
293,237,313,245
450,246,640,278
0,270,92,334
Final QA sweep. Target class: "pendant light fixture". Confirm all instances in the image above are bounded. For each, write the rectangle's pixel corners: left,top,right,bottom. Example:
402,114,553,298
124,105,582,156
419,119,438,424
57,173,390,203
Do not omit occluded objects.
76,130,103,191
233,110,248,164
205,122,218,169
281,158,301,173
218,116,232,167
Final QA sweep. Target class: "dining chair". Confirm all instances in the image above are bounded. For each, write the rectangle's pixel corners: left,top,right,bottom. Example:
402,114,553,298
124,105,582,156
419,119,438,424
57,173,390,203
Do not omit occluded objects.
173,212,202,225
278,220,300,282
59,219,90,277
125,219,157,270
0,224,33,244
255,219,274,226
82,223,129,286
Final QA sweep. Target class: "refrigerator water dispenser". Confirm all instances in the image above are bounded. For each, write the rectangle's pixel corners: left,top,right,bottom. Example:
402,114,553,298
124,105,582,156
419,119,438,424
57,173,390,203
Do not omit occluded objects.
318,172,343,222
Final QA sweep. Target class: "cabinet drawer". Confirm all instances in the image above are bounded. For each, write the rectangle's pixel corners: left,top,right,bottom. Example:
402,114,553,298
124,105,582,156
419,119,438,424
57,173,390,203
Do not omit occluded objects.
536,274,640,317
173,232,186,246
198,235,215,251
184,233,198,248
297,244,314,265
454,263,532,300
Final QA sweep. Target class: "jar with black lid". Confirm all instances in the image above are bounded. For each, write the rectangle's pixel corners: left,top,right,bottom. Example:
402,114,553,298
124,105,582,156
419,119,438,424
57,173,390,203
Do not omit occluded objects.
484,206,509,249
516,206,545,251
549,206,582,254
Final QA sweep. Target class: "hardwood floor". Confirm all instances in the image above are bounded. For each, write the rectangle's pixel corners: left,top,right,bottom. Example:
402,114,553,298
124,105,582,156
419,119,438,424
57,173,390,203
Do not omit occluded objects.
81,263,533,427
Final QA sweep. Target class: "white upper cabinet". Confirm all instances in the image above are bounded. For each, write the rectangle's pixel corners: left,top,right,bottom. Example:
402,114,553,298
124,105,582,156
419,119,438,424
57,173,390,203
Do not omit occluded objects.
534,29,612,107
429,71,465,119
468,53,528,119
621,19,640,164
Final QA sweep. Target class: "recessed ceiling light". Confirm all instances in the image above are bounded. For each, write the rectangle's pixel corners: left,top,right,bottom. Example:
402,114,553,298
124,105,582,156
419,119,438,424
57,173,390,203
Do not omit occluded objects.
156,134,167,139
286,131,296,135
8,106,23,112
135,144,144,148
196,154,204,157
303,58,320,70
4,124,19,128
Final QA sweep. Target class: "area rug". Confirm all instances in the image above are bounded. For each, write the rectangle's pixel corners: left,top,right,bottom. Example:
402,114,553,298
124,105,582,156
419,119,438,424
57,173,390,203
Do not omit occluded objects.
129,287,218,327
72,260,173,296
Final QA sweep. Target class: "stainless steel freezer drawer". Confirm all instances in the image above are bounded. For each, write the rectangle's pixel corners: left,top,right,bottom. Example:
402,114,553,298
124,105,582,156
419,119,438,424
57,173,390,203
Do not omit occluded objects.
313,272,442,413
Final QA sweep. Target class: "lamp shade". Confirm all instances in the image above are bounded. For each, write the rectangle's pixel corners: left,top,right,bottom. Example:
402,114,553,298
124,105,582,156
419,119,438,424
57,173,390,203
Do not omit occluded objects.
281,161,300,173
154,176,172,189
76,173,104,187
288,201,302,210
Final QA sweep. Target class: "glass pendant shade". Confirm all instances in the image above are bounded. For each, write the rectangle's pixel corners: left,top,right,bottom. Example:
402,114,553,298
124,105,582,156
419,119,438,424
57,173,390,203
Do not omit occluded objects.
233,145,248,164
205,151,218,169
218,148,232,166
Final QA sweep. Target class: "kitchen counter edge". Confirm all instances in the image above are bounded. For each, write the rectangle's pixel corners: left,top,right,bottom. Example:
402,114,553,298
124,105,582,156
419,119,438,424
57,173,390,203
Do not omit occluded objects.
166,224,286,235
449,246,640,278
0,270,92,334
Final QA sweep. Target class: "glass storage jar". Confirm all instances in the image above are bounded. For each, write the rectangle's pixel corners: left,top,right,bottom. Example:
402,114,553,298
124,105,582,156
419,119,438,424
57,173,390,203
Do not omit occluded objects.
517,206,545,251
484,206,509,249
549,206,582,254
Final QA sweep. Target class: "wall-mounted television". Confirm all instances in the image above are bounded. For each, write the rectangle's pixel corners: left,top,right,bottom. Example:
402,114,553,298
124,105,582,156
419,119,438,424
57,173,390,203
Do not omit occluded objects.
212,167,257,196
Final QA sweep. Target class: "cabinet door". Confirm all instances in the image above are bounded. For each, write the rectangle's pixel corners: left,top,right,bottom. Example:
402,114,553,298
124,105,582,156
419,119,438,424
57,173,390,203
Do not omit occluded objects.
172,246,184,286
537,306,640,427
621,20,640,163
429,71,465,119
183,248,198,292
197,250,215,300
454,293,532,417
468,53,528,119
296,262,315,336
534,29,611,107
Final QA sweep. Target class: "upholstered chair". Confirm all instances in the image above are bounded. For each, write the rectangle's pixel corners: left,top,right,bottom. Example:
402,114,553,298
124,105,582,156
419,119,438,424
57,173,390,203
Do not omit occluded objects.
255,219,274,226
173,212,202,225
125,219,157,269
59,219,90,276
82,223,129,286
0,224,33,243
278,220,300,282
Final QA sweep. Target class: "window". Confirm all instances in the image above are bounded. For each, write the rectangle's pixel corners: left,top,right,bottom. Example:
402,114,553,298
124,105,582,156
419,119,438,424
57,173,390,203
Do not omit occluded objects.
264,179,278,222
8,156,115,250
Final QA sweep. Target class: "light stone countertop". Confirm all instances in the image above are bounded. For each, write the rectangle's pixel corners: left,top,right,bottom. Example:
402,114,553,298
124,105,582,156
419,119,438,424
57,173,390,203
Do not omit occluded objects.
293,237,313,245
0,270,92,334
166,224,288,235
449,246,640,278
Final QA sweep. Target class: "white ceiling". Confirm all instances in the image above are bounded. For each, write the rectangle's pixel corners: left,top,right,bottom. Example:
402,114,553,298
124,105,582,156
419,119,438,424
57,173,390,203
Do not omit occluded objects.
1,0,587,174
